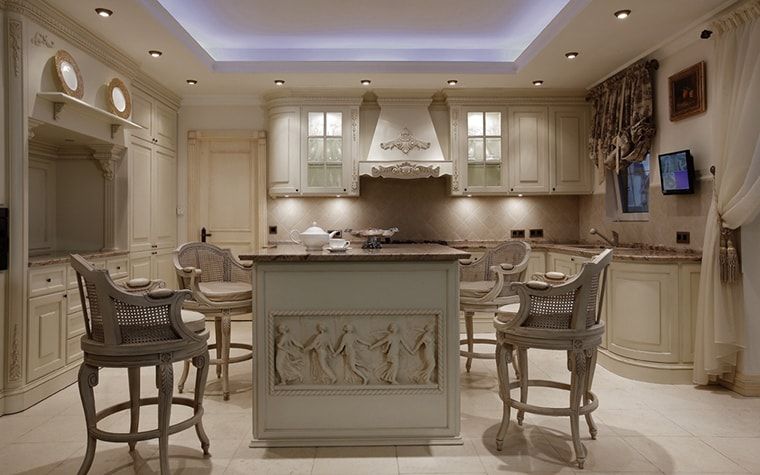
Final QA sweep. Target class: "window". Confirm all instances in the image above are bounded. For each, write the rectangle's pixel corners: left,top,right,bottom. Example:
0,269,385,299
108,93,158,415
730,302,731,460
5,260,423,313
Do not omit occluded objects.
466,112,502,187
307,112,343,188
607,154,650,221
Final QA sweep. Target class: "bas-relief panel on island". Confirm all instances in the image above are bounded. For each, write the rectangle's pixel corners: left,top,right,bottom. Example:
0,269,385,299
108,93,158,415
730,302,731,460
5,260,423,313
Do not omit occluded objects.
268,310,443,396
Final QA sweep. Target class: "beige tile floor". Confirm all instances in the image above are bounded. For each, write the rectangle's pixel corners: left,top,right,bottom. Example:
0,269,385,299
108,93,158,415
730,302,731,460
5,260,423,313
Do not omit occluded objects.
1,322,760,474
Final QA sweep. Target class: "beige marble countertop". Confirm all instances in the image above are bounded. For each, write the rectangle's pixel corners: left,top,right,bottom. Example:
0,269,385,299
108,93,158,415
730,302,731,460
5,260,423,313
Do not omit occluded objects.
240,243,470,263
28,249,130,267
448,240,702,263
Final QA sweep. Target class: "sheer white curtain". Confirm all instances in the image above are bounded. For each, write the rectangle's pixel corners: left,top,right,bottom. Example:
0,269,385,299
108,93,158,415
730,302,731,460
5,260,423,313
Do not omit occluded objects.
694,0,760,384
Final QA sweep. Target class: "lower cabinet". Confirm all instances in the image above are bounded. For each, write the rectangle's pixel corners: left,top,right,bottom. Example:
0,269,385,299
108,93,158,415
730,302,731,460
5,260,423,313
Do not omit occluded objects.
130,248,177,288
27,292,66,382
525,252,546,279
547,252,588,276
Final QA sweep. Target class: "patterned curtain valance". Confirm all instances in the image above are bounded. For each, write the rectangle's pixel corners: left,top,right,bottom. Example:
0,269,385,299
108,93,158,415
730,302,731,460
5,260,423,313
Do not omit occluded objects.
587,59,658,179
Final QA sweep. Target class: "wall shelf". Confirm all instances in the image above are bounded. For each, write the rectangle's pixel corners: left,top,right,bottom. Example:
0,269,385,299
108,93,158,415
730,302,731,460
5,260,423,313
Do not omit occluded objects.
37,92,143,138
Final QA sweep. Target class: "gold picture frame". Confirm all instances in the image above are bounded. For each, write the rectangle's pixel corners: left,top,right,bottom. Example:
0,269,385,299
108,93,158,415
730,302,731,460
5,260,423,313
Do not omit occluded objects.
106,77,132,119
668,61,706,121
53,49,84,99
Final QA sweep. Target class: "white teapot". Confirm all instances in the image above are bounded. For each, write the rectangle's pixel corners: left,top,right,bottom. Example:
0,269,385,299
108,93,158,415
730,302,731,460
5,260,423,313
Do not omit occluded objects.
289,222,338,251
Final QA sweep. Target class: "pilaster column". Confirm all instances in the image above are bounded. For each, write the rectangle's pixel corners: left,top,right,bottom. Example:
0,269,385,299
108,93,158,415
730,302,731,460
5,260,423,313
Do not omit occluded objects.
90,144,126,250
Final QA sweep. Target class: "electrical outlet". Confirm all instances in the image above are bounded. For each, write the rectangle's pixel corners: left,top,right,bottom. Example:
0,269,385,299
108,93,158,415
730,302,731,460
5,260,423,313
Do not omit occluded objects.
529,229,544,239
676,231,690,244
511,229,526,239
268,225,278,235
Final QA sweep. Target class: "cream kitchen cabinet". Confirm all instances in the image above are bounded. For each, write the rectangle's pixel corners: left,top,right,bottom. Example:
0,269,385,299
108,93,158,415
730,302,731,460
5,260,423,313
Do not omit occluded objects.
27,292,67,382
453,107,509,194
525,251,546,279
266,96,361,197
130,249,177,289
549,106,592,194
130,90,177,152
508,106,550,194
547,251,588,276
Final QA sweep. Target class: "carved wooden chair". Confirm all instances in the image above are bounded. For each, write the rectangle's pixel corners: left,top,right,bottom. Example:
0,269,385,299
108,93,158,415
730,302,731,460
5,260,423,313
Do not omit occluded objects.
70,254,210,474
493,249,612,469
459,241,531,371
174,242,254,400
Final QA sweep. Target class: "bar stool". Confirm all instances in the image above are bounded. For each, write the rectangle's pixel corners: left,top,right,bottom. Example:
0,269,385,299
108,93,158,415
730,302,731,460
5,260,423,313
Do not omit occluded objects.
70,254,210,474
459,241,530,372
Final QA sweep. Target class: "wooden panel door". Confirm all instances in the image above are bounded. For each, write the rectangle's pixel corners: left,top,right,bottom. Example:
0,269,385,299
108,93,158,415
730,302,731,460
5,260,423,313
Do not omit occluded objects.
129,139,153,252
130,92,154,144
549,106,591,194
151,147,177,250
509,107,549,193
154,102,177,152
27,293,66,381
189,131,265,256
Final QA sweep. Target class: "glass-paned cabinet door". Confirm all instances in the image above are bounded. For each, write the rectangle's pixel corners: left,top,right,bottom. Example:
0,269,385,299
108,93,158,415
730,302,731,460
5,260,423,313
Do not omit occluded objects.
306,111,343,190
465,111,504,191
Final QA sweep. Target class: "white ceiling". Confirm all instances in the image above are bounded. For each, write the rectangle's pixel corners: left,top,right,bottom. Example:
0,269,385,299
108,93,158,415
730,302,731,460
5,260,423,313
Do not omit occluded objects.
46,0,735,99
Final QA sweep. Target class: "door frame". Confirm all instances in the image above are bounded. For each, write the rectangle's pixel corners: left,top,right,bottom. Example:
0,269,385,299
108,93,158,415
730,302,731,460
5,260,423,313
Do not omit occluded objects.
186,130,268,251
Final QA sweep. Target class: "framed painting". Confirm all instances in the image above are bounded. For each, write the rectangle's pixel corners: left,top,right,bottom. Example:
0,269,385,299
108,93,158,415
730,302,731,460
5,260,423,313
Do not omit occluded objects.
668,61,706,121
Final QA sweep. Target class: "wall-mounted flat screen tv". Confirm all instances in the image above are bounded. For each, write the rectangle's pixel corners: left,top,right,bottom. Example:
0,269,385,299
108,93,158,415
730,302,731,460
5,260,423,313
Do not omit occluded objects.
659,149,695,194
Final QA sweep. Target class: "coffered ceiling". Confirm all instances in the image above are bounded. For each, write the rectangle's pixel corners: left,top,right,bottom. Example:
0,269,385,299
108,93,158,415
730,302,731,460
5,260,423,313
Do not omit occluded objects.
45,0,735,99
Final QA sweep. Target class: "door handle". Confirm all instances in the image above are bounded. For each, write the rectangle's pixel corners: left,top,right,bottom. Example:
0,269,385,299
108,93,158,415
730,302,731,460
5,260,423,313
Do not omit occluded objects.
201,227,213,242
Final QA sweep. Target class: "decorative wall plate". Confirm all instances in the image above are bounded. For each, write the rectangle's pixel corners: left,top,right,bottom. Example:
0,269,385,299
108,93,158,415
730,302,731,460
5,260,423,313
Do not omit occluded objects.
53,49,84,98
106,78,132,118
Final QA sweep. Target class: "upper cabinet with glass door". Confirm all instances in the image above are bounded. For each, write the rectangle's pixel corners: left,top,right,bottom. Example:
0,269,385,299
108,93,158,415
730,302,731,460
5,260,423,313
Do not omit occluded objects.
304,111,347,193
451,107,508,195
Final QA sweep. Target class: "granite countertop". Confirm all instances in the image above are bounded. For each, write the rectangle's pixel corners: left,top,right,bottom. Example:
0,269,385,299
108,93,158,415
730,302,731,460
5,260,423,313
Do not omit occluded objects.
239,243,471,263
29,249,130,267
448,240,702,263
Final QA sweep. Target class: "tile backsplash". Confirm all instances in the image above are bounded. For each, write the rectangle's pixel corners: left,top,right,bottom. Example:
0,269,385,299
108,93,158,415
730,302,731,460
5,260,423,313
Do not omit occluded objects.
268,177,581,243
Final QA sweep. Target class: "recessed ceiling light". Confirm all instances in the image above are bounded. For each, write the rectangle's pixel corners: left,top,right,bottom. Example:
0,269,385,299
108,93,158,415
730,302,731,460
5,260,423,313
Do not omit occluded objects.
447,79,458,86
360,79,371,86
186,79,197,85
532,80,544,86
565,51,579,59
614,9,631,19
274,79,285,86
95,8,113,17
148,50,162,58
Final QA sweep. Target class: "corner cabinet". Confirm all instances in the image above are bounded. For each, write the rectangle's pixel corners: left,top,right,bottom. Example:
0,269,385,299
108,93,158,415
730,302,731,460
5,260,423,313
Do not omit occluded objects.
448,100,593,196
266,96,361,197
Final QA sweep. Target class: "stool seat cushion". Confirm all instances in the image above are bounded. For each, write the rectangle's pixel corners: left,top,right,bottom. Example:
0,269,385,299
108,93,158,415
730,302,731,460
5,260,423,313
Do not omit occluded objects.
460,280,495,298
197,281,252,302
181,309,206,333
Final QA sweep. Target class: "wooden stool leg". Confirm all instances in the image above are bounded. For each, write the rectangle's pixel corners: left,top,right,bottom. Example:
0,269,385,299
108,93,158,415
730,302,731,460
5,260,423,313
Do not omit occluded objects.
221,312,232,400
192,351,211,456
127,367,140,451
511,350,520,381
77,364,99,475
584,349,598,440
495,342,513,451
464,311,474,372
177,360,191,393
517,348,528,425
157,356,174,474
214,317,223,379
569,350,587,469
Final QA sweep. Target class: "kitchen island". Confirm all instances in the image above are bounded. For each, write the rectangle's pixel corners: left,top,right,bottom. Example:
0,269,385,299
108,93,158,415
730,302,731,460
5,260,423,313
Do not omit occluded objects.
239,244,469,447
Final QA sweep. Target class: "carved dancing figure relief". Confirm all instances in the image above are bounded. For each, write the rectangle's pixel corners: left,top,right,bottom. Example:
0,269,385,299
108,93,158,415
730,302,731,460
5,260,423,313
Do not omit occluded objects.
333,324,371,384
275,324,304,385
370,323,413,384
304,323,337,384
411,323,436,384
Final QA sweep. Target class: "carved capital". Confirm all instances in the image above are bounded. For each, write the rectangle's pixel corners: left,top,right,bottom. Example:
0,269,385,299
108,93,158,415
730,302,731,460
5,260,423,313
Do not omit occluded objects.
27,118,45,139
380,128,430,155
370,161,440,179
89,144,126,180
9,19,22,77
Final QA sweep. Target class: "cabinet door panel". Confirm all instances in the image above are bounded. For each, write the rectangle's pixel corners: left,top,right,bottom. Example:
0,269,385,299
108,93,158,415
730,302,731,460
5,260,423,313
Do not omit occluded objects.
151,148,177,249
130,92,153,143
154,102,177,152
268,107,301,195
129,139,153,252
130,252,152,280
28,294,66,381
153,250,177,289
550,107,591,193
509,107,549,193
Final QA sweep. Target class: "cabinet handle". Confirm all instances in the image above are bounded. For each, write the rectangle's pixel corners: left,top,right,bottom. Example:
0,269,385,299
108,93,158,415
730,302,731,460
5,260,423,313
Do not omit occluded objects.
46,278,52,283
151,251,158,255
116,266,121,270
552,187,556,191
151,244,158,248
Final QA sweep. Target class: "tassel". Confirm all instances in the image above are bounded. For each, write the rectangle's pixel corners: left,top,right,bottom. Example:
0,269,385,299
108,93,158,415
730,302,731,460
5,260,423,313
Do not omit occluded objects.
719,226,741,284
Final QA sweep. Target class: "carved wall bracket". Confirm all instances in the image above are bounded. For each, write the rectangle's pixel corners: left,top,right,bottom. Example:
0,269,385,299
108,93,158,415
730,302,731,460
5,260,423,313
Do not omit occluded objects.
370,161,441,179
89,144,126,180
380,127,430,155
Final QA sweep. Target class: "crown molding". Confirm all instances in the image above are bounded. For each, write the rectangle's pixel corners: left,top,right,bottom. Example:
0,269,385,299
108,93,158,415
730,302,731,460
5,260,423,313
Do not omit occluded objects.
6,0,181,109
181,94,263,107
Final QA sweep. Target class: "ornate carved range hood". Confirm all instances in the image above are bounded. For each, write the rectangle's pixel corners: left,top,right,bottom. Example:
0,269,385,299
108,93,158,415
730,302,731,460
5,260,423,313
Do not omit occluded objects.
361,97,450,179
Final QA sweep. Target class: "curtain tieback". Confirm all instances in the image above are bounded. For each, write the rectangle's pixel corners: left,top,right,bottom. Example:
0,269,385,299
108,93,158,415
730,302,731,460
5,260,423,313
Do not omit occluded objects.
719,224,741,284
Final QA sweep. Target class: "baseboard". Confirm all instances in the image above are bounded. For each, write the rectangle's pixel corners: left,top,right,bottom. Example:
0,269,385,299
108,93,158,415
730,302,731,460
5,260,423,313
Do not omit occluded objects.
719,371,760,397
0,364,79,415
250,436,464,447
597,348,694,384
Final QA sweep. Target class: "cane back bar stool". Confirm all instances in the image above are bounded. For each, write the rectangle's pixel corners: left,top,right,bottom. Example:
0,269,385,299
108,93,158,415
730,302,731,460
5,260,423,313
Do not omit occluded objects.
174,242,254,400
459,241,531,372
493,248,612,469
70,254,211,475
